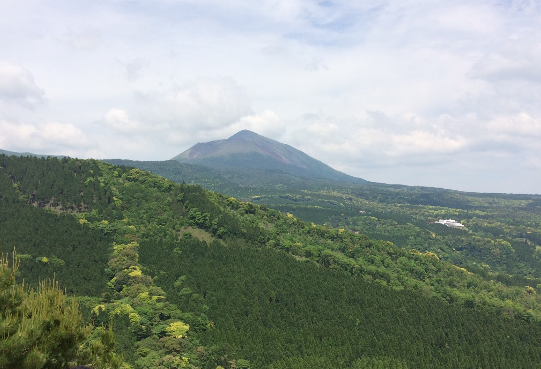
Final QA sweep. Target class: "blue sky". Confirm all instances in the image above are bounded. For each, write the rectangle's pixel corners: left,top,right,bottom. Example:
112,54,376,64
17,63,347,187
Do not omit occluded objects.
1,0,540,193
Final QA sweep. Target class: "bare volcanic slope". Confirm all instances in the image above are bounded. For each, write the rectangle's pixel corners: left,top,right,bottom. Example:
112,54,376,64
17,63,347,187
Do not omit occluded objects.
172,130,366,182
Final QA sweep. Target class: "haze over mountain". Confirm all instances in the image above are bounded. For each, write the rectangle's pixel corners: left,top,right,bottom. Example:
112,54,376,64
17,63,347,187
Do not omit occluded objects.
0,149,63,158
172,130,366,183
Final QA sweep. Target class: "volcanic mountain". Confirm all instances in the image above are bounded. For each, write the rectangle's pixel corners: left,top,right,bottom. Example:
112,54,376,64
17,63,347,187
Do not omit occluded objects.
172,130,365,182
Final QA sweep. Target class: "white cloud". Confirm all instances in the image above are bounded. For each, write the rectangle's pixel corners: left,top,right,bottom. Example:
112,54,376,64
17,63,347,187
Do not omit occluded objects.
0,120,37,148
162,77,253,129
106,77,256,147
97,79,285,157
0,120,89,154
387,131,465,157
233,110,286,139
104,109,145,133
0,61,45,106
485,113,541,139
305,121,339,136
38,122,89,148
291,112,467,169
289,109,541,177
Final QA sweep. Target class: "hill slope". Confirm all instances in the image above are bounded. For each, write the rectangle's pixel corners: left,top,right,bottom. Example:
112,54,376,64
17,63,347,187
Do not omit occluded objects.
4,155,541,367
172,130,365,182
104,157,541,280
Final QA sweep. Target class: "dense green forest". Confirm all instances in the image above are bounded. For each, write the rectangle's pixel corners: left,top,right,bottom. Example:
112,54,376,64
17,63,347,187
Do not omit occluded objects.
3,155,541,368
109,160,541,281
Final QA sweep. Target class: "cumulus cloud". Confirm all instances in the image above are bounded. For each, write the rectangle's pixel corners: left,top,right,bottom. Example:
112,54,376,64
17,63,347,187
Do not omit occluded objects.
485,113,541,139
103,109,145,133
289,109,541,174
0,119,89,154
95,77,286,157
228,110,286,139
0,120,37,148
162,77,253,129
37,122,90,147
0,61,45,106
116,77,255,145
283,108,541,193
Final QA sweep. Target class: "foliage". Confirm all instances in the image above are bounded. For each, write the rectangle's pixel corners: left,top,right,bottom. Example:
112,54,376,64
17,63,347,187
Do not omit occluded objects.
142,236,541,368
5,155,541,368
0,249,123,369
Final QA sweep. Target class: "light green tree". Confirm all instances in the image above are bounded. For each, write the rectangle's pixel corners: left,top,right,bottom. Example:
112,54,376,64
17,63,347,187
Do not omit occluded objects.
0,249,125,369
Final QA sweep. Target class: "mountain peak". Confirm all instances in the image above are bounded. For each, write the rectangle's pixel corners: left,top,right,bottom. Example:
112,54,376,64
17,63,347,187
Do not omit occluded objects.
229,129,260,140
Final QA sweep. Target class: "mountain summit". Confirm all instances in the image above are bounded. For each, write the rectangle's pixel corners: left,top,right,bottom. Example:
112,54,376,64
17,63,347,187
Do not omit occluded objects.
172,130,365,182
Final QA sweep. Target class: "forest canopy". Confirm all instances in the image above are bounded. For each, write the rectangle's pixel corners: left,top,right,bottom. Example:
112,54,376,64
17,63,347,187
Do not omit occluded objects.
3,154,541,368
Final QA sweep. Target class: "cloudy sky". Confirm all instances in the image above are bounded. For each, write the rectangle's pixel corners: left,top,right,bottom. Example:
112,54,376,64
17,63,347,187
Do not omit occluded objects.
1,0,540,194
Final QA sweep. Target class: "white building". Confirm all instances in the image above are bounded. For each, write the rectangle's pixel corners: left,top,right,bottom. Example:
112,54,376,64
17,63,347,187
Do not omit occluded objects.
434,219,465,228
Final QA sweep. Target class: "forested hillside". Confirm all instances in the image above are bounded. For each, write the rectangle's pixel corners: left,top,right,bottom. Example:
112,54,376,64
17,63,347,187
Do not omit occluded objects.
110,159,541,284
3,154,541,368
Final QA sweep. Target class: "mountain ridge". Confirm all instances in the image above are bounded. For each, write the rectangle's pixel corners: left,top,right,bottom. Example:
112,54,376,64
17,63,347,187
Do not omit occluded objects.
172,130,366,183
0,148,64,158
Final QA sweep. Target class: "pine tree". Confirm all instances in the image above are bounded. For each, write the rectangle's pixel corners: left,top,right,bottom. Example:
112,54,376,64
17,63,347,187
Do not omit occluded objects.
0,249,125,369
